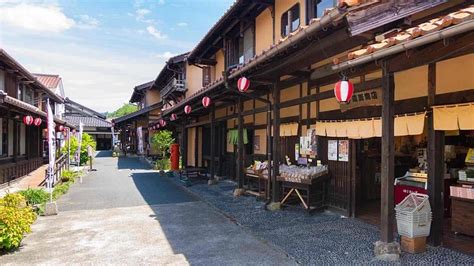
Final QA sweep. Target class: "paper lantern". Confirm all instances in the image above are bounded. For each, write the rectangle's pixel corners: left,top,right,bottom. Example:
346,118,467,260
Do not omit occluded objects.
334,79,354,104
23,115,33,125
170,113,177,121
237,77,250,92
202,96,211,108
156,124,160,129
184,105,192,114
58,125,64,132
33,118,42,126
159,119,167,127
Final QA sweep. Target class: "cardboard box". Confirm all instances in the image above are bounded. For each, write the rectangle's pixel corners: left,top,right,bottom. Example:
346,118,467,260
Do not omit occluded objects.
401,236,426,254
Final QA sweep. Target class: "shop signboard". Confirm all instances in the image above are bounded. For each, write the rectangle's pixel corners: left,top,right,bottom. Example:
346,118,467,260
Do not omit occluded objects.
328,140,338,161
341,88,382,112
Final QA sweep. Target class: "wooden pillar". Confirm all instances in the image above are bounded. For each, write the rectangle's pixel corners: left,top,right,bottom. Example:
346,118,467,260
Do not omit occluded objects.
271,82,281,203
210,106,216,180
427,63,444,246
237,97,244,188
181,121,188,168
380,65,395,243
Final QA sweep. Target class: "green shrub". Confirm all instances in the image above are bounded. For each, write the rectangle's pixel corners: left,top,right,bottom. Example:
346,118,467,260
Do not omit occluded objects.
155,158,170,171
52,182,72,200
61,133,96,165
0,193,36,251
18,189,49,206
61,170,79,183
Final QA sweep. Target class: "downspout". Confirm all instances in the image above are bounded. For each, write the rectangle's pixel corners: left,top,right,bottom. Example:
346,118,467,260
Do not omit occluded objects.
332,20,474,72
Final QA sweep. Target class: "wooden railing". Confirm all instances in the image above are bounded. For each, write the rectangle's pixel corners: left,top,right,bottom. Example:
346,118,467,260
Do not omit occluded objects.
161,78,186,100
44,153,69,185
0,157,43,186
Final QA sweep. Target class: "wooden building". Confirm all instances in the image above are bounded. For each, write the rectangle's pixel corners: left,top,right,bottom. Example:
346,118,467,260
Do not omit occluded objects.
120,0,474,255
0,49,71,185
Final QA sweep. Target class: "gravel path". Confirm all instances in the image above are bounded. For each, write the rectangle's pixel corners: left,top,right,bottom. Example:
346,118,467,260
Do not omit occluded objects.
167,177,474,265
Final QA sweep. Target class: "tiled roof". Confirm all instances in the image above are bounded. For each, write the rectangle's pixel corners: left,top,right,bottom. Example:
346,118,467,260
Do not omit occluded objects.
335,5,474,64
65,115,111,128
33,73,61,89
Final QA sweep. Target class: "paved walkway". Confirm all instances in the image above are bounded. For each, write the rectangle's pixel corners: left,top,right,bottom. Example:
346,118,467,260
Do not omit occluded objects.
2,152,295,265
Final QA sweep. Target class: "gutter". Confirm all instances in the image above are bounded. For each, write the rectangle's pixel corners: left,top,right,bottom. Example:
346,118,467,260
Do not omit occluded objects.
228,8,346,80
332,20,474,72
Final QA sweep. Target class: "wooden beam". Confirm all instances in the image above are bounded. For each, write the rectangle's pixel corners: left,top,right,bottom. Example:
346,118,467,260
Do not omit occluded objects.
237,97,244,188
427,63,444,246
380,64,395,243
210,106,216,180
387,31,474,73
271,81,280,203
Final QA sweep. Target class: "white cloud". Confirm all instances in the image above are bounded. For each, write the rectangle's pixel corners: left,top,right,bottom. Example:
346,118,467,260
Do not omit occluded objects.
77,14,99,29
177,22,188,27
0,3,75,33
146,26,167,40
154,51,177,59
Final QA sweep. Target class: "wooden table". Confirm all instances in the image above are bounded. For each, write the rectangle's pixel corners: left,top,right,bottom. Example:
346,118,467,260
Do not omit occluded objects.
278,172,330,212
244,171,268,198
451,196,474,236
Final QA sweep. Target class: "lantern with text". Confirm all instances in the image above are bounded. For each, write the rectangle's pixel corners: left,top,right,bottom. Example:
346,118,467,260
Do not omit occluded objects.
237,77,250,92
184,105,192,114
23,115,33,125
202,96,211,108
33,118,42,126
170,113,177,121
334,79,354,104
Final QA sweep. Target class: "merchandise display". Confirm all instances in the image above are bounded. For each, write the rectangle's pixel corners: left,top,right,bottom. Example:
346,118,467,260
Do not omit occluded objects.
278,164,328,184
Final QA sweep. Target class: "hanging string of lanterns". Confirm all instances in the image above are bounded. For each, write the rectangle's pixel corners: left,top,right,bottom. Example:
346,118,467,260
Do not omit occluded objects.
170,113,177,121
184,105,192,114
202,96,211,108
23,115,34,125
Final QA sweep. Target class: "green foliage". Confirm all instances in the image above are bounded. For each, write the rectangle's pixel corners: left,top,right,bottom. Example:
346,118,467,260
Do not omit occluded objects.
150,130,175,159
61,170,80,183
0,193,36,251
18,189,49,206
52,182,72,200
155,158,170,171
61,133,96,165
106,103,138,118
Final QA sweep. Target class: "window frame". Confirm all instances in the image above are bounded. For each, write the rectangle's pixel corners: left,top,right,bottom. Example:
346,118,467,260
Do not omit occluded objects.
281,3,301,38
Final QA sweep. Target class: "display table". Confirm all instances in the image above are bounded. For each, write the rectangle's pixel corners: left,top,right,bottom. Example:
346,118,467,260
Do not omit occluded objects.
244,170,268,198
451,196,474,236
278,171,329,212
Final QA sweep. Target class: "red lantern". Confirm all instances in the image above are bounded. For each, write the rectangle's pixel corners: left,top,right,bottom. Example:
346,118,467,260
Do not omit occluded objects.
58,125,64,132
334,79,354,104
237,77,250,92
33,118,42,126
184,105,192,114
159,119,167,127
170,113,177,121
202,96,211,108
23,115,33,125
156,124,160,129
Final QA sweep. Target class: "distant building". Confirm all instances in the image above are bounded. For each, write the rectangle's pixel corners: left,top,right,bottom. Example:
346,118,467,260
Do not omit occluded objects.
64,98,113,150
32,73,66,119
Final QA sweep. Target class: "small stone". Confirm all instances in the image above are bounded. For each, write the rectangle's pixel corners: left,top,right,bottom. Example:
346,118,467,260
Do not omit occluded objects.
44,202,58,216
374,241,400,261
233,188,245,197
208,179,217,185
266,202,281,211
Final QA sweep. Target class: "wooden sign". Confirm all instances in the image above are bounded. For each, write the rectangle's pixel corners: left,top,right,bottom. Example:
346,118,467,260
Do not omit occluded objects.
341,88,382,112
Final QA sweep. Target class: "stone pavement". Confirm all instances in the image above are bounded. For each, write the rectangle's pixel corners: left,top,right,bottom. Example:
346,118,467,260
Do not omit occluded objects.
1,152,295,265
169,178,474,265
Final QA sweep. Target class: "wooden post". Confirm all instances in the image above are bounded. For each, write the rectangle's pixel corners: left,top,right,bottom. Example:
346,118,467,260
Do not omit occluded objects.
266,98,272,201
427,63,444,246
181,121,188,168
210,105,216,180
237,97,244,188
380,65,395,243
271,82,281,203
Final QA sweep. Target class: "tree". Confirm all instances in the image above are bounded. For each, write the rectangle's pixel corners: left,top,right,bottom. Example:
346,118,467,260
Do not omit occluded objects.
61,133,97,165
150,130,175,159
106,103,138,118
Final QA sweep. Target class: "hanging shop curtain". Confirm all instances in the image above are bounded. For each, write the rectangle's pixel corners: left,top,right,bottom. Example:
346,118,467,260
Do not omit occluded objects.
336,122,349,138
394,116,409,136
325,122,338,137
227,129,248,145
406,113,426,135
373,119,382,137
358,120,375,139
272,123,299,137
457,104,474,130
347,122,360,139
433,103,474,130
315,122,326,136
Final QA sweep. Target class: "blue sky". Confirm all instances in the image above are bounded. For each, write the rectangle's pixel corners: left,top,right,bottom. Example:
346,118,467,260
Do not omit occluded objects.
0,0,234,112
